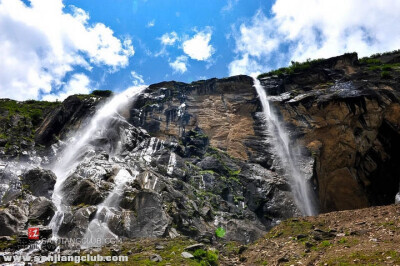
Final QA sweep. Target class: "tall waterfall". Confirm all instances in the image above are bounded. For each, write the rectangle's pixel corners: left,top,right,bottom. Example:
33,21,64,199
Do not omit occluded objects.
49,85,147,237
252,77,316,216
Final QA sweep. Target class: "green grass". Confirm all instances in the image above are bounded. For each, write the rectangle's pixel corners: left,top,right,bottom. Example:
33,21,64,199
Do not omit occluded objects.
258,58,324,78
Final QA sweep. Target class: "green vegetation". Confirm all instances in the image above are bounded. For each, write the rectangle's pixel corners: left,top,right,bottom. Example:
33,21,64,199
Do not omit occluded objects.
193,249,219,266
215,227,226,238
359,57,381,65
320,240,332,248
381,71,392,79
258,58,324,78
267,218,314,238
0,99,61,153
0,235,17,250
91,90,113,97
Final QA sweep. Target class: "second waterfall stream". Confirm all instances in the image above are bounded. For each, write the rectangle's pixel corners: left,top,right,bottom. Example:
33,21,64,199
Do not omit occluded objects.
252,77,316,216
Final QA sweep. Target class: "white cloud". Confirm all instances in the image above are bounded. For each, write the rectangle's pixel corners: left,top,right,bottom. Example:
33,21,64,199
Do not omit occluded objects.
0,0,134,100
169,56,188,74
131,71,144,86
229,54,263,76
222,0,239,13
42,73,90,101
146,19,155,28
160,32,178,46
229,0,400,75
182,29,215,61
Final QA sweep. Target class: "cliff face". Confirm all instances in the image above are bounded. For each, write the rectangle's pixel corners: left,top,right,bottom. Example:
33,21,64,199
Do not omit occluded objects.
130,76,263,162
264,52,400,212
0,51,399,249
130,51,400,213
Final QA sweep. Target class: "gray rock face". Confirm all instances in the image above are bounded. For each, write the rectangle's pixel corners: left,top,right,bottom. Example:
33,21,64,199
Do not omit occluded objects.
57,206,97,240
0,209,20,236
127,191,169,238
29,197,56,226
62,176,104,206
22,168,56,198
0,204,28,236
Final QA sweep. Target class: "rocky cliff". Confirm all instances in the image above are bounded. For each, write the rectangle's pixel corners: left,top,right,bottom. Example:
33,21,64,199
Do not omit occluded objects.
0,50,400,260
130,51,400,213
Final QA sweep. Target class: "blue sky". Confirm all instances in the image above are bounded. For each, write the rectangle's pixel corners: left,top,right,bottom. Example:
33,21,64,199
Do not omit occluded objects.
1,0,400,100
61,0,272,90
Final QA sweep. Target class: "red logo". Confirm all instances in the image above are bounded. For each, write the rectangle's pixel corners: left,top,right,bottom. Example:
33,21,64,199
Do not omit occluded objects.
28,227,40,240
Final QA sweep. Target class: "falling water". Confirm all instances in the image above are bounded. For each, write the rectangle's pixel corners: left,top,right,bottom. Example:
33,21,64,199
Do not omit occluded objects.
252,77,316,216
82,168,137,248
49,85,147,238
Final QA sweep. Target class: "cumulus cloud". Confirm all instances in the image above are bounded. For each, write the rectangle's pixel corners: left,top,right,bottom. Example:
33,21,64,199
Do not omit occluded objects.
0,0,134,100
169,56,188,74
160,32,178,46
229,54,262,76
229,0,400,76
182,29,215,61
42,73,90,101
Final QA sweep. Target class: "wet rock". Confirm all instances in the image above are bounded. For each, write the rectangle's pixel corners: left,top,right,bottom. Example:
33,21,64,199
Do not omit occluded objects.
123,191,169,238
29,197,56,226
35,95,102,146
57,206,97,240
0,209,21,236
62,176,104,206
22,168,56,198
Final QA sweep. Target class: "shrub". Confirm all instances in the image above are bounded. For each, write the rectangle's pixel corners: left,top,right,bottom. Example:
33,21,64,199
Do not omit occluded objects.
381,71,392,79
382,65,393,71
359,58,381,65
91,90,113,97
193,249,219,266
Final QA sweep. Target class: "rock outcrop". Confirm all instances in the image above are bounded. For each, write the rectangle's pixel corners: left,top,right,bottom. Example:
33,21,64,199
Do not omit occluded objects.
130,51,400,213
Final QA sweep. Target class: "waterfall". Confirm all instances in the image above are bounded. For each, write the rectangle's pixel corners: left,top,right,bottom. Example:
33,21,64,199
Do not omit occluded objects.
82,168,138,248
252,77,316,216
49,85,147,238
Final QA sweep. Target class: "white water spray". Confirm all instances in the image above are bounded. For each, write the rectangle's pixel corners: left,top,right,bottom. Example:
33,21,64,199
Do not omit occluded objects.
253,77,315,216
49,85,147,237
82,168,137,248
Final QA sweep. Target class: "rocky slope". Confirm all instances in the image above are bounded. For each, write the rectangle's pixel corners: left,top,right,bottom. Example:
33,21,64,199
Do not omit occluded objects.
0,50,399,264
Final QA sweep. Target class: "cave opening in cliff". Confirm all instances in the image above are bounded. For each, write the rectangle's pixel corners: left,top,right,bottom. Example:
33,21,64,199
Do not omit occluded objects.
364,121,400,206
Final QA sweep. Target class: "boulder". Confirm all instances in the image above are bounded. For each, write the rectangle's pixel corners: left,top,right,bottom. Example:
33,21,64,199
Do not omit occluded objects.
125,191,170,238
29,197,56,226
22,168,56,198
0,205,28,236
57,206,97,240
0,209,20,236
62,176,104,206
